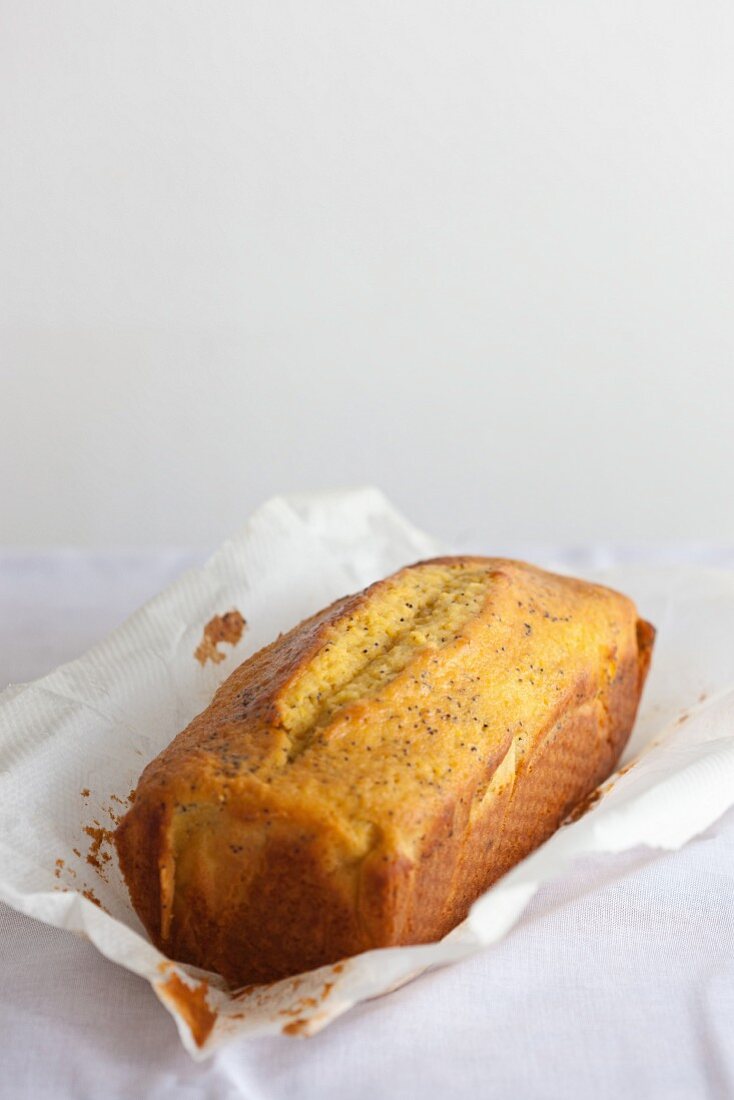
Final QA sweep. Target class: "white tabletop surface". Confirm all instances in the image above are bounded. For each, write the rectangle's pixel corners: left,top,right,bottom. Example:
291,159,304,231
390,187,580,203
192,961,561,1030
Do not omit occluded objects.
2,548,734,1100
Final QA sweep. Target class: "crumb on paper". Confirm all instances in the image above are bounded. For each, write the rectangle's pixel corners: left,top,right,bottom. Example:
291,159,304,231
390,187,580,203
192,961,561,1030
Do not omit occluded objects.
100,799,126,825
81,787,133,857
80,788,90,799
676,711,690,725
54,857,77,881
83,825,115,878
157,972,217,1048
195,610,246,666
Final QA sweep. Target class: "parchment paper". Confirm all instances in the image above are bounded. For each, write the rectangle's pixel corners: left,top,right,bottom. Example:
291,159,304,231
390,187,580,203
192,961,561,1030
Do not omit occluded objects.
2,488,733,1059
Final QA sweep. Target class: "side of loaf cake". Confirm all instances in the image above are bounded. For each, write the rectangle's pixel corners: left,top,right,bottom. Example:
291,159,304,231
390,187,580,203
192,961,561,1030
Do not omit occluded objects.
115,557,654,986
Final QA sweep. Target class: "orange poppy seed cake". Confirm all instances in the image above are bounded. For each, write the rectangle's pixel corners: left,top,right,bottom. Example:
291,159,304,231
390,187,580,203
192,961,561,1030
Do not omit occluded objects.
115,557,654,986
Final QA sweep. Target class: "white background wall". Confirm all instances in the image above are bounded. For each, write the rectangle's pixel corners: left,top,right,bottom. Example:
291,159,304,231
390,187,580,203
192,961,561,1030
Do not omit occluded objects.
2,2,733,547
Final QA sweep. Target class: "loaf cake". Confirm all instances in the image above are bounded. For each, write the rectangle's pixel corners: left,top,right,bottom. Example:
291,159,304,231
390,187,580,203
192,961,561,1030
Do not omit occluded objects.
115,557,654,986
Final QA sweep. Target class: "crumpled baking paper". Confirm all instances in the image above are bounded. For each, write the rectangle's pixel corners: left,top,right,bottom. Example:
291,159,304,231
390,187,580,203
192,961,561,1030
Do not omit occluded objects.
2,488,734,1060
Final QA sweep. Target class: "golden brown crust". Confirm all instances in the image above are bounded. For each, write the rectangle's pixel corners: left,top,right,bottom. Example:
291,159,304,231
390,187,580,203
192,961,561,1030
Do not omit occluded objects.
115,556,654,986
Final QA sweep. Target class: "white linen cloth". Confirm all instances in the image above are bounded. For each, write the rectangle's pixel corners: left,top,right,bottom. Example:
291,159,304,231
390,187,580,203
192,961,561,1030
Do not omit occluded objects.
2,545,734,1100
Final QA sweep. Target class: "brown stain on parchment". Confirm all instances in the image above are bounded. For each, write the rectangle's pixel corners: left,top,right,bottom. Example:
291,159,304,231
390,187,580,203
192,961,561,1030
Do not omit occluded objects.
566,786,606,823
83,888,104,909
277,979,337,1035
195,610,246,666
157,972,216,1048
154,958,350,1038
227,963,347,1032
282,1018,310,1036
231,984,258,1002
565,750,646,825
279,997,319,1016
230,972,302,1008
